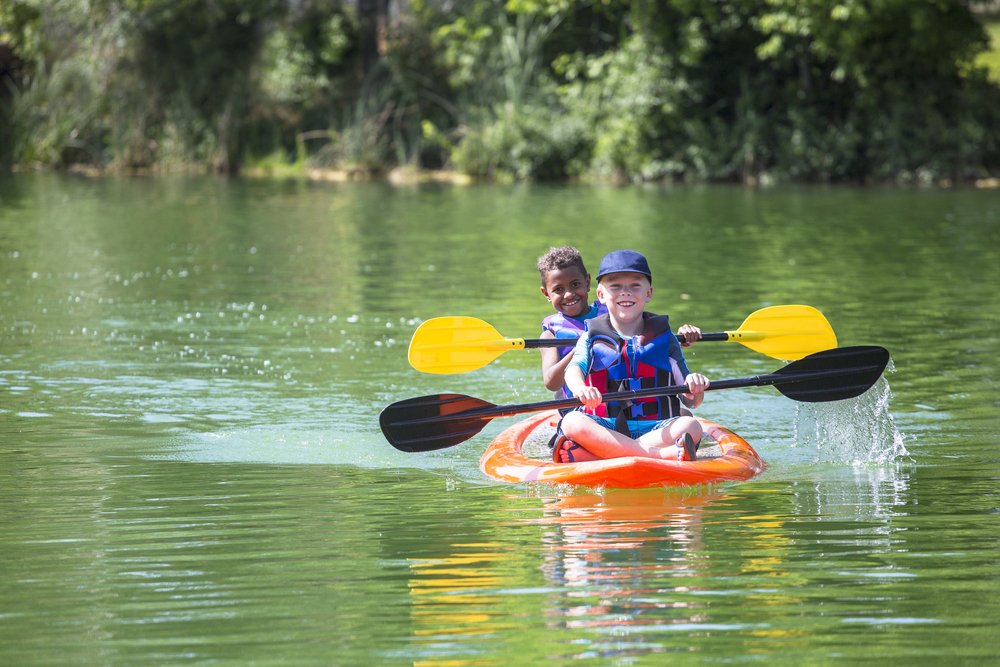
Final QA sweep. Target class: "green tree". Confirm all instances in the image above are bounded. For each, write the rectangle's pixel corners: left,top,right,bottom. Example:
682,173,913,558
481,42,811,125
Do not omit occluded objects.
121,0,286,173
1,0,997,181
557,0,1000,183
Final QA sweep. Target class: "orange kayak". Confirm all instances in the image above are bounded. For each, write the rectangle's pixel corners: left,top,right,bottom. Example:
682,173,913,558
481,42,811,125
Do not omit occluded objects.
479,410,766,488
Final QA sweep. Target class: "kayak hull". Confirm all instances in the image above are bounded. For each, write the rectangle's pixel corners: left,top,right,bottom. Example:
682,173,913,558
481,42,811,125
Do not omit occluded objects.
479,410,766,488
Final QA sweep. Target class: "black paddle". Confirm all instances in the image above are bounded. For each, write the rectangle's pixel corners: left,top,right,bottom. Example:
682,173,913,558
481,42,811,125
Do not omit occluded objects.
380,345,890,452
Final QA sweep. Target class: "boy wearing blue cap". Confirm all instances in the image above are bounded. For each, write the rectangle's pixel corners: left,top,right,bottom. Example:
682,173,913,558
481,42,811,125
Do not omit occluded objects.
554,249,709,463
537,246,701,399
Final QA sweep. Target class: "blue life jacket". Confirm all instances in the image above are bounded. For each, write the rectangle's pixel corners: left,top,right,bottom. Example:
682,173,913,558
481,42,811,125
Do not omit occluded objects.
582,312,691,433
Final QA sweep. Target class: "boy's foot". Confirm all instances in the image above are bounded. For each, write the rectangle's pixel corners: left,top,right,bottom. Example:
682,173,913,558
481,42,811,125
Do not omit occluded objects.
676,433,698,461
551,436,598,463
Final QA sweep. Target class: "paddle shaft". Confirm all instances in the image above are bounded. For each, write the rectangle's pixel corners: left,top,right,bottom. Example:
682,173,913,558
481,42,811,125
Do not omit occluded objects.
391,365,879,428
526,332,729,350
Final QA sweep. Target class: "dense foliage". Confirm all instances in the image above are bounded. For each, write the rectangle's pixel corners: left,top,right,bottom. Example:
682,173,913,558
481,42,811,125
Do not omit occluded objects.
1,0,998,183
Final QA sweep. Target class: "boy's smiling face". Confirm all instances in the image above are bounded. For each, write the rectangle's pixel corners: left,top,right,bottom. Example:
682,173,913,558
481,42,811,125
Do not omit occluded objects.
596,271,652,324
541,266,591,318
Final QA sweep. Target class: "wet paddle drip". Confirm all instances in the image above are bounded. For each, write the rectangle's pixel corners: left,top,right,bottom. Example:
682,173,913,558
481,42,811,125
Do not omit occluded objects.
793,360,907,464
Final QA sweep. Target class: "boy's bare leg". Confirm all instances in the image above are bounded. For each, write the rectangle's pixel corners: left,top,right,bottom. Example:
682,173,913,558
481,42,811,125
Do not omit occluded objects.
560,412,704,461
637,416,703,459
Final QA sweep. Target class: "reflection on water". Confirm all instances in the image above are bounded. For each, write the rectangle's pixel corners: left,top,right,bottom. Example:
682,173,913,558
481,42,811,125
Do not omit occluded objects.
402,473,932,662
403,489,735,662
539,489,717,647
406,544,510,659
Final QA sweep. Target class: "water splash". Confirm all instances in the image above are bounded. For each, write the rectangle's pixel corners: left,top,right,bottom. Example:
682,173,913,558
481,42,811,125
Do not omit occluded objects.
793,359,908,464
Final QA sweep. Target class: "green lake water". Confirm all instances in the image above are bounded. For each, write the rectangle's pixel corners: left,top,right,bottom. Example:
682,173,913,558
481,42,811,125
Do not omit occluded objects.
1,173,998,664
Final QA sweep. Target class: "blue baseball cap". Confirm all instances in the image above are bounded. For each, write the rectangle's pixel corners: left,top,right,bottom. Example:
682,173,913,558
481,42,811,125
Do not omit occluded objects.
596,250,652,282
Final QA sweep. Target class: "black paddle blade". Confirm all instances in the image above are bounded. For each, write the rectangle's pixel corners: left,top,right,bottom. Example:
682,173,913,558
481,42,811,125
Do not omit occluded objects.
379,393,495,452
772,345,889,402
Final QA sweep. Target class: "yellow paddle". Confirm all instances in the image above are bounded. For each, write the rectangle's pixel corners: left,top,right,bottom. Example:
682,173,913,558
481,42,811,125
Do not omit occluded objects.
408,305,837,374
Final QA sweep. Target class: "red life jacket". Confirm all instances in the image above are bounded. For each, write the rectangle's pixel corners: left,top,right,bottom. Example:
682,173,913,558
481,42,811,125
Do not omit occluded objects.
583,313,689,434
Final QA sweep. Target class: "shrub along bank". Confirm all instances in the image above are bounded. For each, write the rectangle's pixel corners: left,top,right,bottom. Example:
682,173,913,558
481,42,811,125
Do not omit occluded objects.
1,0,998,185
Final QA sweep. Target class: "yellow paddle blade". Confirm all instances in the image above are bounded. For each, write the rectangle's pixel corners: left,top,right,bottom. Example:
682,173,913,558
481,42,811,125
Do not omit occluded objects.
408,316,525,374
728,305,837,361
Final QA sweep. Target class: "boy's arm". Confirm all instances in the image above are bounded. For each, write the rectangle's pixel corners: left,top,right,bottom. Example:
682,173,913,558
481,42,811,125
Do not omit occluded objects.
564,336,603,408
565,365,603,409
667,331,692,379
668,326,708,407
539,330,576,391
680,373,710,408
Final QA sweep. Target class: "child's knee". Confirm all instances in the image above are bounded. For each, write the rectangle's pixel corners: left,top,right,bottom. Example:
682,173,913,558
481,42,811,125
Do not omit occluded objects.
674,416,703,441
561,412,587,437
